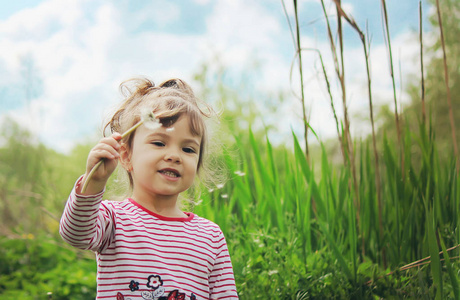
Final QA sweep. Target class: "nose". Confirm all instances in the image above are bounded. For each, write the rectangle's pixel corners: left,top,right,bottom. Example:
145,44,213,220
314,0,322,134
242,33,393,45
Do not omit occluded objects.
164,148,181,163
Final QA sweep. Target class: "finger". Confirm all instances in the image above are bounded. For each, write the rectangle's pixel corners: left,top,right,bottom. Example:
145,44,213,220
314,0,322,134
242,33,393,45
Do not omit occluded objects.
99,136,121,151
112,132,122,141
91,144,120,160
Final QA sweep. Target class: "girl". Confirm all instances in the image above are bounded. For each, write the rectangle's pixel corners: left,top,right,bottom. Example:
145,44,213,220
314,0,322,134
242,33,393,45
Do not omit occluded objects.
59,78,238,299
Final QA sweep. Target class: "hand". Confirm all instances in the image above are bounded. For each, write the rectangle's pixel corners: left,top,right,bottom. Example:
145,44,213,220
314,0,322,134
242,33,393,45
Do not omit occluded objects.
79,133,122,195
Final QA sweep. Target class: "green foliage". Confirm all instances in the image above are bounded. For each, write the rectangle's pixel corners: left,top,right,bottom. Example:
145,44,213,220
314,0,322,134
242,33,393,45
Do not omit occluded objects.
0,118,91,235
1,1,459,296
0,234,96,299
2,115,460,298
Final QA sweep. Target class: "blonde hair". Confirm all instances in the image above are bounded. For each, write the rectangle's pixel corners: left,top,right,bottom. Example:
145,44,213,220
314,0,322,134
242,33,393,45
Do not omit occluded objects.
104,77,215,192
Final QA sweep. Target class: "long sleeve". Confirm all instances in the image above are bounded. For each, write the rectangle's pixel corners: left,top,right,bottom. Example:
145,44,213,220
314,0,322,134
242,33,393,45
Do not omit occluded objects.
209,231,238,299
59,178,238,299
59,177,115,252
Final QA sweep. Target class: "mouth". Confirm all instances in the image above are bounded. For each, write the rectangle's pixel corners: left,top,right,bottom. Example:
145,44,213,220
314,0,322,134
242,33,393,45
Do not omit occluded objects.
158,169,181,178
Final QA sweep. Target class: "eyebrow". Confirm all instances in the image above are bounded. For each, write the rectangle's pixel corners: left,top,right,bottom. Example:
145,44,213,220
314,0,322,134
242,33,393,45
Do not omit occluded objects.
146,132,201,147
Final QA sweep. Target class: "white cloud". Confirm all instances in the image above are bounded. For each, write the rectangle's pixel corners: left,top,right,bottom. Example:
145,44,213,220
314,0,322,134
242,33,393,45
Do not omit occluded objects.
193,0,212,5
204,0,282,65
0,0,427,153
0,0,121,151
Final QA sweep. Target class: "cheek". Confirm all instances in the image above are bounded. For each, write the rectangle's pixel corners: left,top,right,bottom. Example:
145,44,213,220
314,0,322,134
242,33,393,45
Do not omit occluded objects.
188,157,199,173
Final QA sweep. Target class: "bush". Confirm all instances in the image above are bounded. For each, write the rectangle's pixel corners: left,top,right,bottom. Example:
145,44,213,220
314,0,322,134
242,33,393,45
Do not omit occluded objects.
0,234,96,300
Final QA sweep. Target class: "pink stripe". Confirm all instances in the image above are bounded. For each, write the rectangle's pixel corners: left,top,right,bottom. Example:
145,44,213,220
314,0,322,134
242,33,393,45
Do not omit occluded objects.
113,232,220,253
97,261,208,281
115,220,221,241
62,212,95,230
115,213,222,234
99,256,207,275
98,249,210,270
114,227,219,253
108,239,214,264
97,266,208,289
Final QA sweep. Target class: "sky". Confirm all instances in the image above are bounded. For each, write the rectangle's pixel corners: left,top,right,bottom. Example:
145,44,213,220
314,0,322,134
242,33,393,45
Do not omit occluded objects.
0,0,434,153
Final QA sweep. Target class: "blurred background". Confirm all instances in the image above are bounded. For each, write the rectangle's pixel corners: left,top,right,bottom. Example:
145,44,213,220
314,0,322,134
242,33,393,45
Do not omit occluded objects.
1,0,459,299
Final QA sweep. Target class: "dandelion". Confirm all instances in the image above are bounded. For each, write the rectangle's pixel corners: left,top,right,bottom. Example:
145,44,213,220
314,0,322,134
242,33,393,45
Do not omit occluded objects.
82,108,159,193
234,170,246,176
216,183,224,189
138,107,161,131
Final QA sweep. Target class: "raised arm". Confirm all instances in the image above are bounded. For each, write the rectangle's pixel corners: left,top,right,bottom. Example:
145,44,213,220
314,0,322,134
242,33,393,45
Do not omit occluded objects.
59,133,122,252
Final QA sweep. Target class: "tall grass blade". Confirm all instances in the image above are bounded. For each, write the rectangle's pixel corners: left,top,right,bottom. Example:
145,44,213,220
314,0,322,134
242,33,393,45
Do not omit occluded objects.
425,196,443,299
318,222,354,282
292,131,326,219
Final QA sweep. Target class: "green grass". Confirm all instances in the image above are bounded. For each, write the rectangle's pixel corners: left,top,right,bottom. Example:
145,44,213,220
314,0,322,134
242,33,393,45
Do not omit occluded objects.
192,118,460,298
1,117,459,299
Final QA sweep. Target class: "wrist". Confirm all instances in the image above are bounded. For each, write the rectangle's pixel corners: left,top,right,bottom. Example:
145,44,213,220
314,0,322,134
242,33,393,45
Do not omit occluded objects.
78,174,106,195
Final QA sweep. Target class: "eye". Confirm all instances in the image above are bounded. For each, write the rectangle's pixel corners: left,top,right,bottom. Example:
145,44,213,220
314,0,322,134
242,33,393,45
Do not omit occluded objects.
183,147,197,154
151,141,165,147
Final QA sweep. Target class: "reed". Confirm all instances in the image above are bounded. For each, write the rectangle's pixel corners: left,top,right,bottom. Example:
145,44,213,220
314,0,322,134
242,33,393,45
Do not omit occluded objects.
435,0,458,169
193,0,460,297
191,108,460,296
419,1,426,126
293,0,310,160
381,0,404,171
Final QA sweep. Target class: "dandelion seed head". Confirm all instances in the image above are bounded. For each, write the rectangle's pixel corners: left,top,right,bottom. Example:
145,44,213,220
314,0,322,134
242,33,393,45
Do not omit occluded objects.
140,107,161,130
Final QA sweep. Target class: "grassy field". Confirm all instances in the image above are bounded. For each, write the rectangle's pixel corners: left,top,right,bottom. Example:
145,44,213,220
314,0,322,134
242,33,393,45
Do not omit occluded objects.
1,0,460,299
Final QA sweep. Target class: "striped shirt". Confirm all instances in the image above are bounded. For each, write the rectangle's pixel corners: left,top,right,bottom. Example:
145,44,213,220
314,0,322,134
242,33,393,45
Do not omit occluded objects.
59,178,238,299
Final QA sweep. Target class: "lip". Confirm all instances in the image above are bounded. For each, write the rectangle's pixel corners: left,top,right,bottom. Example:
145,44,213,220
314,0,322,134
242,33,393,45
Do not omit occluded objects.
158,168,181,180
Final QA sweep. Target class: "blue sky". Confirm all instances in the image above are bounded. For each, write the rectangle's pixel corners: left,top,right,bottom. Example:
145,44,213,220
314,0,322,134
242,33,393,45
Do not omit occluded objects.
0,0,433,152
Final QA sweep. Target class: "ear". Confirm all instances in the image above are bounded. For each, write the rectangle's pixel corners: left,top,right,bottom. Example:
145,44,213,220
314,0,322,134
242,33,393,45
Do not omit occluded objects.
119,143,132,172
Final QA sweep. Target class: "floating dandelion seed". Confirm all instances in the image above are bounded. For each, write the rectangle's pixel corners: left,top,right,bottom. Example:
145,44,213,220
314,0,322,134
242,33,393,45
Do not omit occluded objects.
208,188,214,193
221,194,228,198
268,270,279,276
166,127,175,132
81,108,160,193
234,171,246,176
216,183,224,189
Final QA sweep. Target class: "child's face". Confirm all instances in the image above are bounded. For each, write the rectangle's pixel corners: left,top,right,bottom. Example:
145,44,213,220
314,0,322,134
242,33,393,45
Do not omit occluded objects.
126,114,201,202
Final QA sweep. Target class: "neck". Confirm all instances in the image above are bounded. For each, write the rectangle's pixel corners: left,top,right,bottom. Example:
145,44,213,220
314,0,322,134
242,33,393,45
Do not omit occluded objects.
131,191,185,218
